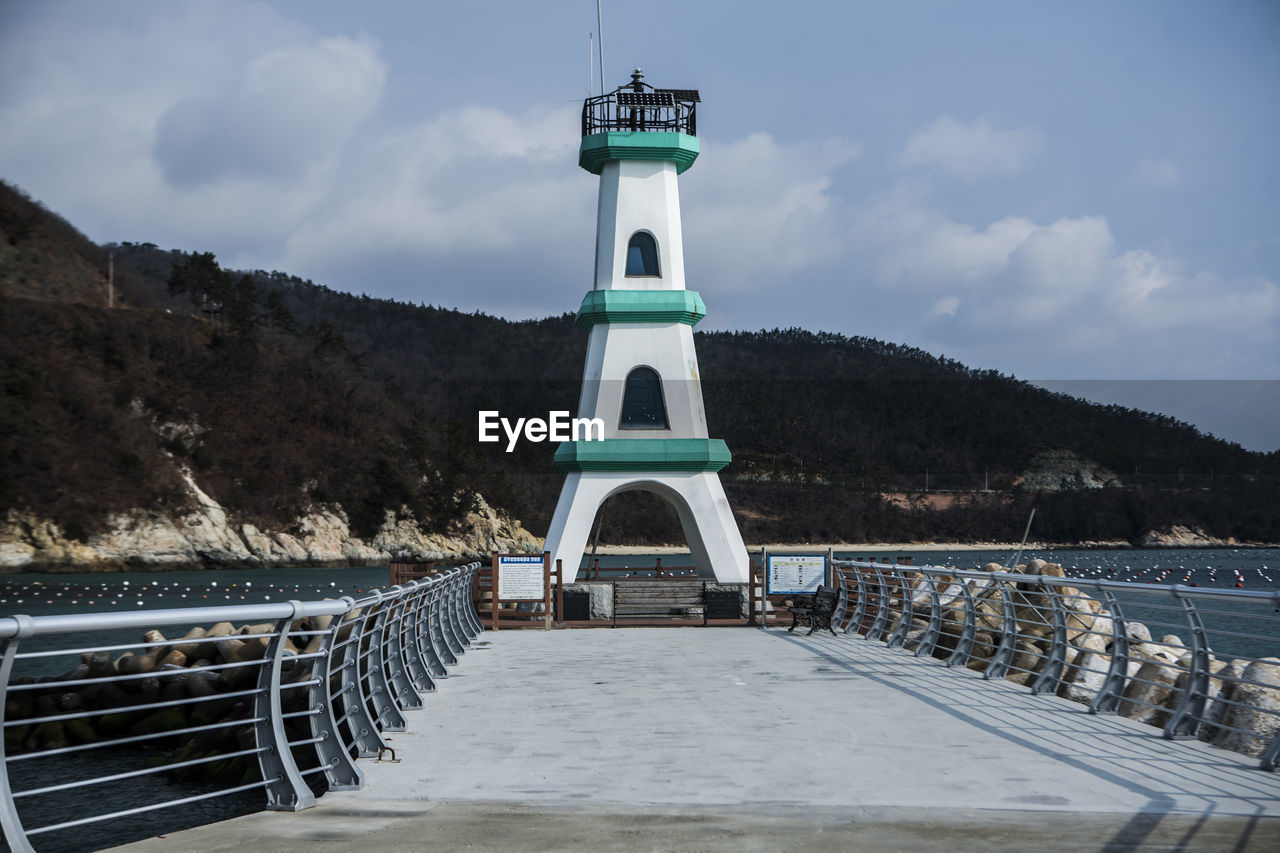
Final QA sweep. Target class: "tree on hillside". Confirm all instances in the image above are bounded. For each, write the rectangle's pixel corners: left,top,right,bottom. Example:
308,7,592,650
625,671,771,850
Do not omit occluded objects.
167,252,260,338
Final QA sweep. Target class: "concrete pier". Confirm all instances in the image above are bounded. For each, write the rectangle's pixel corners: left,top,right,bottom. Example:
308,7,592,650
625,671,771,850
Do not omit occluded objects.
112,628,1280,852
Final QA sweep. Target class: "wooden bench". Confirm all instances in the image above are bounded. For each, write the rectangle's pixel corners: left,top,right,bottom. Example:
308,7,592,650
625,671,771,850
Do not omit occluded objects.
788,585,841,636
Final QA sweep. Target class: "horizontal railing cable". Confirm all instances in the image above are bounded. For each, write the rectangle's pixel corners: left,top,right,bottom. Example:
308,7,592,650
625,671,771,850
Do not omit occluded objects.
0,562,484,853
831,559,1280,771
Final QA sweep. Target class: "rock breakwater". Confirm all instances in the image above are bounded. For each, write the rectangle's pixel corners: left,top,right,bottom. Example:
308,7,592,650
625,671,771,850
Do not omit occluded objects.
891,559,1280,758
4,615,350,785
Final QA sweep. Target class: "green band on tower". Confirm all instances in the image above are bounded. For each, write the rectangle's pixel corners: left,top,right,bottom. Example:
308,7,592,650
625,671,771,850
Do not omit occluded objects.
575,289,707,330
579,131,700,175
554,438,731,472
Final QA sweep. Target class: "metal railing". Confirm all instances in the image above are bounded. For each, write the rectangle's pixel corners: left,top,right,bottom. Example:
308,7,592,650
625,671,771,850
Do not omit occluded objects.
0,563,483,852
833,560,1280,771
582,92,697,137
581,72,698,138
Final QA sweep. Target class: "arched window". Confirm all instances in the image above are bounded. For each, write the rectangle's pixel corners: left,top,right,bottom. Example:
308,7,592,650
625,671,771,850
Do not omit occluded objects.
624,231,660,277
619,367,668,429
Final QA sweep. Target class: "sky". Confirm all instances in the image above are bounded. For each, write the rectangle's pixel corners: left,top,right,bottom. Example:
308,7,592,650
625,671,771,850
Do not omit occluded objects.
2,1,1277,450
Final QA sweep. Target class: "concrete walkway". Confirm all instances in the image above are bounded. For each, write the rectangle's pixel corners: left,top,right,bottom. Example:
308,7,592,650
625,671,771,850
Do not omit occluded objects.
113,628,1280,852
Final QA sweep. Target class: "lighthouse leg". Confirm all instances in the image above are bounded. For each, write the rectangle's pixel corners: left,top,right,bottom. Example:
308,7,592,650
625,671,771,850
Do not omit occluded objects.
544,472,614,584
666,473,749,583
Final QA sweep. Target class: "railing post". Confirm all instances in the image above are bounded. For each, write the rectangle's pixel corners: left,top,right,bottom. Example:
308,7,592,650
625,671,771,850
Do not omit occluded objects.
399,581,436,695
866,565,891,642
362,593,408,732
914,572,942,658
442,569,470,650
333,598,386,757
415,578,447,676
830,576,849,633
983,577,1018,681
846,564,869,636
462,563,484,636
253,602,317,811
381,588,423,712
1088,590,1131,714
887,569,913,649
307,619,363,791
1031,581,1068,695
422,578,452,678
1262,733,1280,772
0,615,36,853
947,580,977,668
1163,588,1211,739
832,565,851,631
457,566,478,640
438,570,466,658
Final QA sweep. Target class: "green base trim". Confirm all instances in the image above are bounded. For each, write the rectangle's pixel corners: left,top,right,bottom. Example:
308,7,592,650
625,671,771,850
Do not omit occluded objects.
579,132,700,175
576,289,706,330
554,438,731,472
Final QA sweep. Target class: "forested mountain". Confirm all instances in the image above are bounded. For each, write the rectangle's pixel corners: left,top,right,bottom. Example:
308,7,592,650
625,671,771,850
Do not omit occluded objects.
3,180,1276,549
1,183,474,548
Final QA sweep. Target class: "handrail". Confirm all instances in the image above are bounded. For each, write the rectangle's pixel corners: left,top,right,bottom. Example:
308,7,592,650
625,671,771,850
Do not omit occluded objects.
0,599,352,638
0,563,484,852
832,559,1280,771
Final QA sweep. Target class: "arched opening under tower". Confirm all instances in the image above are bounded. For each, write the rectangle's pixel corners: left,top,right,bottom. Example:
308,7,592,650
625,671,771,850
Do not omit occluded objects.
580,481,712,578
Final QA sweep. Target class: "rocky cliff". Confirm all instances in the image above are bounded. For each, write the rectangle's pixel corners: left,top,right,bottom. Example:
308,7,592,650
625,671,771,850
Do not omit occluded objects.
1013,448,1122,491
0,465,540,572
1138,525,1236,548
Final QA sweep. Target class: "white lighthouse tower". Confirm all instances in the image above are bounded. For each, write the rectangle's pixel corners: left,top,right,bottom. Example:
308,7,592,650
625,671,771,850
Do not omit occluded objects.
544,69,748,584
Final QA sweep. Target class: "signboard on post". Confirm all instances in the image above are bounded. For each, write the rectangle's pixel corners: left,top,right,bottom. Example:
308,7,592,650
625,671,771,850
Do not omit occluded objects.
497,555,545,600
490,552,553,631
765,552,826,595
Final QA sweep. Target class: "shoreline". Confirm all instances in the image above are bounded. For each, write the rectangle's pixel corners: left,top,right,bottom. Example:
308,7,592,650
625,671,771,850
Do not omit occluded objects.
2,541,1275,576
586,541,1277,555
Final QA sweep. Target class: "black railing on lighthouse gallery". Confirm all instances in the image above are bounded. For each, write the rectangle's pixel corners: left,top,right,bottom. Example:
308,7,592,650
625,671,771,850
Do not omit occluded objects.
582,68,699,138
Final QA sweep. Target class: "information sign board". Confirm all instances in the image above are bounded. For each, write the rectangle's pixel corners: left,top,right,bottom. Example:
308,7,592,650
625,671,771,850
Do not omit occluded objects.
766,553,826,595
497,555,545,600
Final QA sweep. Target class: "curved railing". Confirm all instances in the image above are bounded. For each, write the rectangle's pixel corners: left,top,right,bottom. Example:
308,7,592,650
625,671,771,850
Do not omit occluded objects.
0,563,483,853
833,560,1280,771
581,85,698,137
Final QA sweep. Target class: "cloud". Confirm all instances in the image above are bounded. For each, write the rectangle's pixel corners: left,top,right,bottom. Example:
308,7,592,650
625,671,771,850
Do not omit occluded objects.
0,1,349,250
929,296,960,318
859,183,1038,288
153,36,387,188
859,194,1278,378
682,133,860,292
897,116,1044,181
280,104,582,257
1131,157,1180,189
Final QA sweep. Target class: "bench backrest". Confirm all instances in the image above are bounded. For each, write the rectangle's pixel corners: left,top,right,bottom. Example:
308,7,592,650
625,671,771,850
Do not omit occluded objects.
811,585,840,613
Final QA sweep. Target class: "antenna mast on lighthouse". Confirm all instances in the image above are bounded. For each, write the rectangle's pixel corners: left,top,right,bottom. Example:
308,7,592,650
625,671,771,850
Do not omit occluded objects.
596,0,606,92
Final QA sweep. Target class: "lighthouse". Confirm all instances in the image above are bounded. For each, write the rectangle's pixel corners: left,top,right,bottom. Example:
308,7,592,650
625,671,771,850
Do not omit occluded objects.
544,69,749,584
